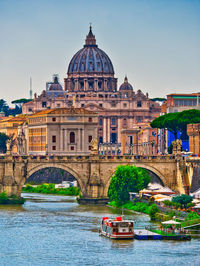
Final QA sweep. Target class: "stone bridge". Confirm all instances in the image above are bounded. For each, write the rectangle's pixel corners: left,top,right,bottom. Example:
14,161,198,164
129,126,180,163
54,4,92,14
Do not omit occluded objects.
0,154,193,199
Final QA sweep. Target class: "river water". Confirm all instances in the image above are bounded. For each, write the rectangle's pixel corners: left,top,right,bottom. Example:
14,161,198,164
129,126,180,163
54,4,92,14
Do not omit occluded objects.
0,193,199,266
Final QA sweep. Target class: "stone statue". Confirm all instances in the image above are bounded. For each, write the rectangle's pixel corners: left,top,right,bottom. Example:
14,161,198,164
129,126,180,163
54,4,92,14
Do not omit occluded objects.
6,139,12,154
176,139,182,154
91,138,98,154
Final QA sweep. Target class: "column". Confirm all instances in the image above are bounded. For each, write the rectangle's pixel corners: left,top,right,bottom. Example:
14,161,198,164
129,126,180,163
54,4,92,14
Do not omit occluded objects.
94,79,98,91
103,118,106,143
78,129,81,152
75,79,78,91
65,129,68,152
104,79,107,91
107,118,110,143
117,118,121,144
60,128,63,152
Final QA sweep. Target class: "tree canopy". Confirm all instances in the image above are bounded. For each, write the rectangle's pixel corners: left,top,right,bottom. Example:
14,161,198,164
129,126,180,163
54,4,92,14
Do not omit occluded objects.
150,98,166,102
150,109,200,139
172,194,193,208
0,99,22,117
11,98,32,105
108,165,150,205
0,133,9,153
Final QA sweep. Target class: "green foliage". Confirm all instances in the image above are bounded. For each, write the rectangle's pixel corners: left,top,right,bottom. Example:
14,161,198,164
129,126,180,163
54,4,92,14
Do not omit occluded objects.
0,133,9,153
109,201,159,220
11,98,32,104
151,109,200,140
150,98,166,102
0,192,25,204
22,183,81,196
172,194,193,208
163,200,172,207
185,211,200,221
149,204,159,220
186,202,194,208
108,165,150,205
0,99,22,116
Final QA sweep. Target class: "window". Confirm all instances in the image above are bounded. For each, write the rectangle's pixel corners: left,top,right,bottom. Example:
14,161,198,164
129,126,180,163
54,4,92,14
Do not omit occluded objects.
99,136,103,143
81,104,85,108
88,135,92,143
42,102,46,108
111,118,116,125
123,103,127,108
89,117,93,122
52,146,56,150
89,81,93,89
88,146,92,150
68,101,72,107
28,108,32,112
70,132,75,143
52,135,56,143
80,82,84,89
52,117,56,122
123,118,127,127
98,81,102,89
71,146,74,150
111,102,116,107
99,103,103,108
99,118,103,126
137,101,142,107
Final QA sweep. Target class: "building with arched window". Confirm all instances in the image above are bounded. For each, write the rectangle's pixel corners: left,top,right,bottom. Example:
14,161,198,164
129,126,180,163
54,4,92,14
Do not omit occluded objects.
18,107,98,155
22,27,161,145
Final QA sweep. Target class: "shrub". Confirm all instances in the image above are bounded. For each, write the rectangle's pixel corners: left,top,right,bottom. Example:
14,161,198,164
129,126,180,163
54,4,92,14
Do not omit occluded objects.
108,165,150,205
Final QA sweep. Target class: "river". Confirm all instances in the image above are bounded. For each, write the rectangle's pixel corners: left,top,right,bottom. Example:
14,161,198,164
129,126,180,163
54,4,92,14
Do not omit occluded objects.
0,193,199,266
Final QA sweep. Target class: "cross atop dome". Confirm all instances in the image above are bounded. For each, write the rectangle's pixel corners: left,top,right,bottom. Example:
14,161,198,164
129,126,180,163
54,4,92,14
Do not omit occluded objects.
85,25,97,47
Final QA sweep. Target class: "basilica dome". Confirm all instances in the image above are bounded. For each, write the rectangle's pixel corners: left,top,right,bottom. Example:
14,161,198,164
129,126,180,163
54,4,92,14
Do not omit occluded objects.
49,75,63,91
67,26,114,75
119,76,133,91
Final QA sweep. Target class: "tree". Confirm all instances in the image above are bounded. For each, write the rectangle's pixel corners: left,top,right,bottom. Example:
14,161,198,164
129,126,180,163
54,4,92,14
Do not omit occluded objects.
172,194,193,208
108,165,150,205
150,98,166,102
0,99,9,116
0,133,9,153
150,109,200,140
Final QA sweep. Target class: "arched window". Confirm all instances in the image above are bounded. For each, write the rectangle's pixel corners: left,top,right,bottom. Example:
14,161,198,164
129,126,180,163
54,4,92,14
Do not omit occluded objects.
70,132,75,143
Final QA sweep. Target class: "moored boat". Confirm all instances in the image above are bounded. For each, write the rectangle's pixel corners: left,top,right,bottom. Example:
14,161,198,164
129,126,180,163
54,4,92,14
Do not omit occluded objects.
100,216,134,239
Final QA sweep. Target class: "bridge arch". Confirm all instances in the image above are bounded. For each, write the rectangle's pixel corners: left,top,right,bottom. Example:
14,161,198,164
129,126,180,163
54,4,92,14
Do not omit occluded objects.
103,163,168,197
25,163,86,195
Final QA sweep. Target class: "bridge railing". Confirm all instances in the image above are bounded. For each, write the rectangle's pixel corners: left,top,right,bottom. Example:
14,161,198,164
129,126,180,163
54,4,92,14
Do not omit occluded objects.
1,154,176,162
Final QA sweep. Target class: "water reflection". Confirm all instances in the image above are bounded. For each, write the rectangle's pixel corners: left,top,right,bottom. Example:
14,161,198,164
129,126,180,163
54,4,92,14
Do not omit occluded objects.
0,193,199,266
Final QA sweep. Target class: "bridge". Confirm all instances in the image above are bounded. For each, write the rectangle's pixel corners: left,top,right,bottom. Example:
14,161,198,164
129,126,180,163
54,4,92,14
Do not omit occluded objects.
0,153,194,200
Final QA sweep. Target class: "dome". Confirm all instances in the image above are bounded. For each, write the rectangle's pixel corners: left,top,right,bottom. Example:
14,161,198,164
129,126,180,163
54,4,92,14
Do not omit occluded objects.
119,76,133,91
67,26,114,75
49,75,63,91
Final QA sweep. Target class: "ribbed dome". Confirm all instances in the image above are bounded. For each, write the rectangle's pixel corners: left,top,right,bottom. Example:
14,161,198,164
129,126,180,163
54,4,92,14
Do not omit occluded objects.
119,76,133,91
67,26,114,75
49,75,63,91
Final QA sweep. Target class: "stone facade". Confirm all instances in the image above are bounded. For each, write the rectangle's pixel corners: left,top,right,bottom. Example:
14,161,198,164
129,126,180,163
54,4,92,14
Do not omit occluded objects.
187,124,200,155
0,154,191,198
22,27,161,144
18,107,98,156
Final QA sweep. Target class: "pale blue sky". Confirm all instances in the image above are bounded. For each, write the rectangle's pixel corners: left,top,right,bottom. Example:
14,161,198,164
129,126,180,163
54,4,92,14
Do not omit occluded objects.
0,0,200,104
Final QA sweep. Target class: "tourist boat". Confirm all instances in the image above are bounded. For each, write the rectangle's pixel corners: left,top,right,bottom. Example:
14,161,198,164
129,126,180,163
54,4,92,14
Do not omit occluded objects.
100,216,134,239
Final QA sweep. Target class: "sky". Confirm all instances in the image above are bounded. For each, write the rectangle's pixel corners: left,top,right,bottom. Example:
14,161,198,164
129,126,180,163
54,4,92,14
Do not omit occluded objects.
0,0,200,105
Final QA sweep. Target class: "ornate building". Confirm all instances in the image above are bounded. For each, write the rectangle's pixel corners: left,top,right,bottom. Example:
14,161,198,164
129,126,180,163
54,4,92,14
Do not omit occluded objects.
22,27,161,144
18,107,98,156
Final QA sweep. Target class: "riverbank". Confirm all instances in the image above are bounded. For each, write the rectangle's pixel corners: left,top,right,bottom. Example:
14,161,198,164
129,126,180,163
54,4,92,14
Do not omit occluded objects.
0,192,25,205
22,183,80,196
108,200,200,227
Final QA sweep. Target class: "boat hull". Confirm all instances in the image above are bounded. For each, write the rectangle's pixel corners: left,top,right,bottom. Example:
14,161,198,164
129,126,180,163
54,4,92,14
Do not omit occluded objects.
100,230,134,240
